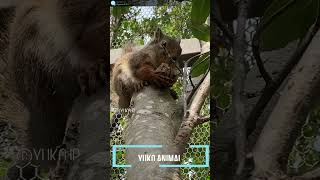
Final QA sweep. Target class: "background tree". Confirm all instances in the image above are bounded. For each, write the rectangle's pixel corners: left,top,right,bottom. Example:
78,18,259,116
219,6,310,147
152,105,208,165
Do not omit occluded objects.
213,0,320,179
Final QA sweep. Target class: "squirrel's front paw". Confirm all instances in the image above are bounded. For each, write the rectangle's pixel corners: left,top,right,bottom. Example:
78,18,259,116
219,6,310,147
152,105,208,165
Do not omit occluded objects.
156,63,171,74
153,63,176,88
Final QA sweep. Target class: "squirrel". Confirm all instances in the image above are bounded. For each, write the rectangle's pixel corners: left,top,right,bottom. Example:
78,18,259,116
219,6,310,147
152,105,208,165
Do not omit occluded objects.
5,0,107,178
111,28,182,110
110,28,182,132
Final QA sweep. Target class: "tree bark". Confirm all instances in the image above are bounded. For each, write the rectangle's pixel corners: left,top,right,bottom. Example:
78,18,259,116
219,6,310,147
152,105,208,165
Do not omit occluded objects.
124,87,183,180
252,29,320,179
175,72,210,152
213,40,299,180
232,0,249,176
66,89,109,180
51,89,109,180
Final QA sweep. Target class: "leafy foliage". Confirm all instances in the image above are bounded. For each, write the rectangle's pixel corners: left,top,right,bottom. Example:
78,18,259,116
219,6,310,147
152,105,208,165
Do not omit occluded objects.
190,0,210,24
189,0,211,82
188,23,210,42
189,0,210,41
191,52,210,78
111,3,193,48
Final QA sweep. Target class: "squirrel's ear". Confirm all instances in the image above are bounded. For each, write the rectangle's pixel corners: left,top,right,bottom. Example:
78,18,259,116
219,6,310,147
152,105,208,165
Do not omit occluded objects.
176,38,181,44
154,28,163,41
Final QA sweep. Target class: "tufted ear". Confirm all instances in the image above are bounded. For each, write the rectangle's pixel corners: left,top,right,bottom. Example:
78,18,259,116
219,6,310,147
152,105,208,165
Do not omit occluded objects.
154,27,164,42
176,38,181,44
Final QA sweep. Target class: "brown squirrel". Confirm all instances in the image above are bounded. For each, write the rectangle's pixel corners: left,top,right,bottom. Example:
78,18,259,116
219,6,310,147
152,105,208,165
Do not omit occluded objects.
111,28,182,110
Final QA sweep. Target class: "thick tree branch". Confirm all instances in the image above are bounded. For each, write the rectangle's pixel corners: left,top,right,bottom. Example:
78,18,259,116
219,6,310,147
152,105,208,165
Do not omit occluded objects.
51,89,109,180
125,87,183,180
232,0,249,176
247,18,320,144
175,72,210,153
251,29,320,179
212,12,319,180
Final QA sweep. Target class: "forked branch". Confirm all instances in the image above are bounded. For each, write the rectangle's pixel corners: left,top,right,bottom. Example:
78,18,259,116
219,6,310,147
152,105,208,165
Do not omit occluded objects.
175,72,210,153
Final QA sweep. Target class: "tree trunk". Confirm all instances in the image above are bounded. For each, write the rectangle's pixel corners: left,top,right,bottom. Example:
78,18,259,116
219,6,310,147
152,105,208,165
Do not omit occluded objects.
54,89,109,180
213,40,299,179
124,87,183,180
252,30,320,179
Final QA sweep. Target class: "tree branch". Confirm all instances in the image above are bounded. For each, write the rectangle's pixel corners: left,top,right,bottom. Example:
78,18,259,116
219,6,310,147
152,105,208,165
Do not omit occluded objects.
175,72,210,153
125,87,183,179
251,29,320,179
213,10,320,180
183,53,206,114
195,115,210,126
52,89,109,180
212,15,234,43
232,0,249,176
187,70,209,105
247,17,320,145
252,36,272,83
252,0,297,84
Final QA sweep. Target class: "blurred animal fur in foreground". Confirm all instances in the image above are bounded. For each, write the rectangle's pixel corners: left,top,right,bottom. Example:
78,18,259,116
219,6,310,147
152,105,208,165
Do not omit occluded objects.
0,0,107,178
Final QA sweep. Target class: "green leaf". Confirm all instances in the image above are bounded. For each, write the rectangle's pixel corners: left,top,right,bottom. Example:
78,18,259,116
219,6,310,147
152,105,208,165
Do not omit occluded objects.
261,0,319,50
191,52,210,77
189,23,210,41
189,0,210,41
191,0,210,24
